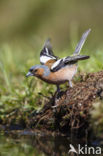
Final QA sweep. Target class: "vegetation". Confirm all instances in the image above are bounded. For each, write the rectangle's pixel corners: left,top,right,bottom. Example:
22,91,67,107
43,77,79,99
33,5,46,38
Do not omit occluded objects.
0,1,103,156
0,41,103,113
0,0,103,115
0,40,103,136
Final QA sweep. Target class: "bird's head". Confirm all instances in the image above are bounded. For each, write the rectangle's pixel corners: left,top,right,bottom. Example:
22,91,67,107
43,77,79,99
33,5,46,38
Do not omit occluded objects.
26,65,50,78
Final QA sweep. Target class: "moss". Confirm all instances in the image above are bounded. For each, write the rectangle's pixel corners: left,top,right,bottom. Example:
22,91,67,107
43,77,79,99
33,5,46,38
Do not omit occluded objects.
0,71,103,138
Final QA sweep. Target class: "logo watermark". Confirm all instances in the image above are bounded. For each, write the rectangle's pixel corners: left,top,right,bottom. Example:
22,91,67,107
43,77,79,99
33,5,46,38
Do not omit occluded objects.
68,144,101,155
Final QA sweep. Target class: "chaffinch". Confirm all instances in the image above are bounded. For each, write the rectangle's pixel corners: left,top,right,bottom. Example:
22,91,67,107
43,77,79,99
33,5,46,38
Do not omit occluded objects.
26,29,91,92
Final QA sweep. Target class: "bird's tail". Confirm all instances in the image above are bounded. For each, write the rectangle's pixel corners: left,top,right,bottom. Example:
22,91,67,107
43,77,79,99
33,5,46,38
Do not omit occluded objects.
65,55,90,64
73,29,91,56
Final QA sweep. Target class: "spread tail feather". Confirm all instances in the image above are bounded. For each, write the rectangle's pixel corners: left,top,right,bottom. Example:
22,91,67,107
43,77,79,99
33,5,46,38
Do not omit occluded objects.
73,29,91,55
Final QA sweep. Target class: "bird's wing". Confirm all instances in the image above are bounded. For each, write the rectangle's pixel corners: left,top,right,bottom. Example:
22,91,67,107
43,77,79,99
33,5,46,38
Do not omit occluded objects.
40,39,58,64
51,55,90,72
51,58,64,72
51,29,91,72
73,29,91,55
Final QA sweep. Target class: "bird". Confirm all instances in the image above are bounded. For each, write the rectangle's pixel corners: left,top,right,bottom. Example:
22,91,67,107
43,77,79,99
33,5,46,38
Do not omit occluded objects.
26,29,91,93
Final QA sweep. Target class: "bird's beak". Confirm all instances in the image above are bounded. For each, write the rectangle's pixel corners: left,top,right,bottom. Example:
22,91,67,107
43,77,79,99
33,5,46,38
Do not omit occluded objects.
26,72,33,77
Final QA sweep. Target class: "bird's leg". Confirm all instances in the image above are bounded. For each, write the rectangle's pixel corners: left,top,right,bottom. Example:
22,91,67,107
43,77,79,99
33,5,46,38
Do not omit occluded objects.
56,85,60,92
51,85,60,108
54,85,60,99
69,80,73,88
52,85,60,105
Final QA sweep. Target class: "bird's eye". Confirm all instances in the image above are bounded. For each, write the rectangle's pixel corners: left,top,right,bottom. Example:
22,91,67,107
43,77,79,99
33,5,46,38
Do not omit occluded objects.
29,68,33,72
34,69,38,72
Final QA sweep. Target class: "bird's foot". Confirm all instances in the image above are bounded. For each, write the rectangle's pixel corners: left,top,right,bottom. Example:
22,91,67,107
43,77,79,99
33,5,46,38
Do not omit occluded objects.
56,91,65,99
51,104,59,108
51,90,65,107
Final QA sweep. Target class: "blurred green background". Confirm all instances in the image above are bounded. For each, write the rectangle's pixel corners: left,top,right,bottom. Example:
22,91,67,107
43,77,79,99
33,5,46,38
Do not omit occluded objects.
0,0,103,48
0,0,103,111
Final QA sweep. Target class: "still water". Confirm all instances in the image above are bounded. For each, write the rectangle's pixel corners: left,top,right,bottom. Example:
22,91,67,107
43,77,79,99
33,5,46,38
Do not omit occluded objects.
0,130,102,156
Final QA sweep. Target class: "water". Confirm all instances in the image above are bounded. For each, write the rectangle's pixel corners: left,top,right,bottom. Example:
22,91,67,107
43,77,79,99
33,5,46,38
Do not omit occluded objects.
0,131,102,156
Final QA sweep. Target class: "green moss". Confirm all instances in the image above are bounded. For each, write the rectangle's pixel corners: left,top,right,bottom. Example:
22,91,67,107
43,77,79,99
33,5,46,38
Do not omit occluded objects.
0,41,103,115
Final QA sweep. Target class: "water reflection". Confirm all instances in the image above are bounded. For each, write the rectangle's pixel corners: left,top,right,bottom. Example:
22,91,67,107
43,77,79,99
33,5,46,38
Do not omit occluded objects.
0,131,102,156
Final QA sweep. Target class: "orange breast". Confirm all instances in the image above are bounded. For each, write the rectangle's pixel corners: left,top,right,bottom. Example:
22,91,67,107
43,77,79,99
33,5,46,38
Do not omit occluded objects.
41,64,77,84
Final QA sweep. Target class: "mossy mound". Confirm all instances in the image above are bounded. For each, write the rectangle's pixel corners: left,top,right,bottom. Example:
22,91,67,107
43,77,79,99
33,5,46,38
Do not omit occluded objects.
1,71,103,137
